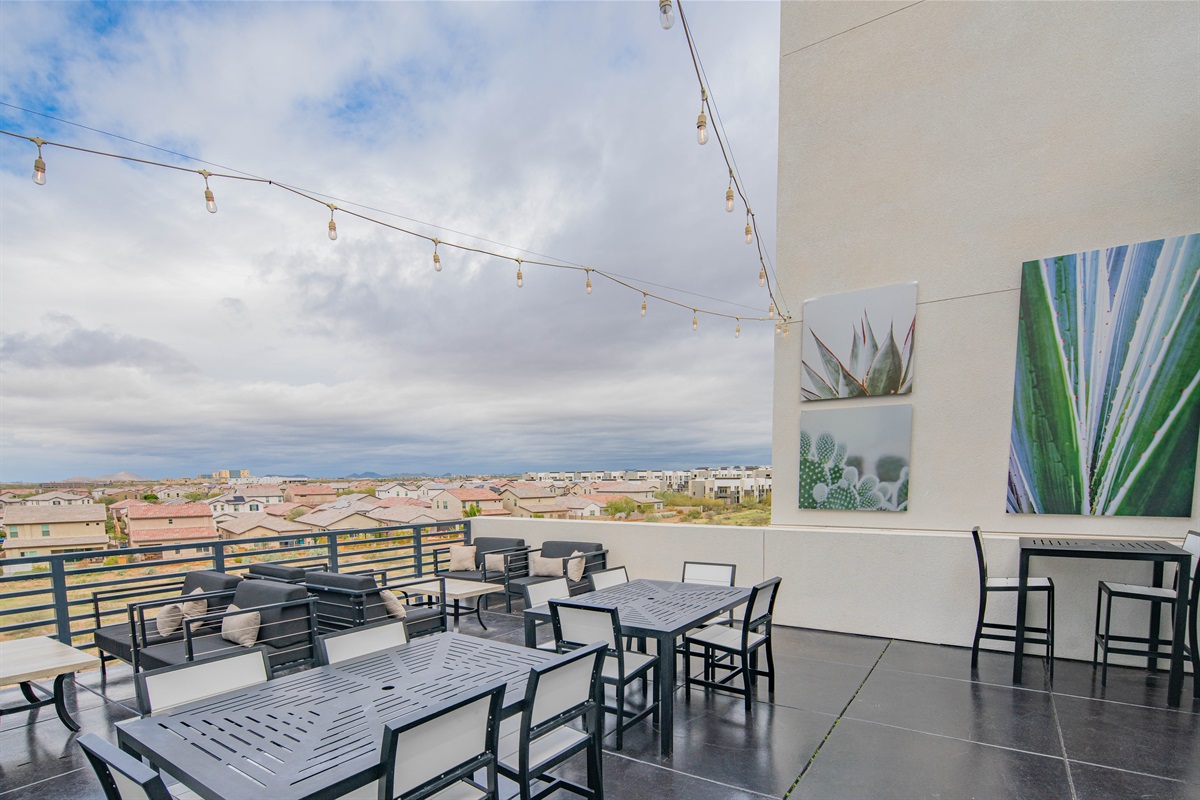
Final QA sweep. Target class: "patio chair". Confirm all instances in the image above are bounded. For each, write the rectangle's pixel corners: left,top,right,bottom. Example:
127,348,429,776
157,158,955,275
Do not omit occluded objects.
336,681,506,800
317,618,409,666
521,577,570,651
435,536,527,608
970,527,1055,679
77,733,200,800
1093,530,1200,692
549,598,658,750
303,571,446,637
135,646,272,715
682,577,781,711
586,565,629,592
500,541,608,612
497,642,606,800
682,561,737,586
245,562,327,583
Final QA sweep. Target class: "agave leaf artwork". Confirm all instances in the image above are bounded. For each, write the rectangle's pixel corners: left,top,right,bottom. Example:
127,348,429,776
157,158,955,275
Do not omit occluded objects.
1007,233,1200,516
800,282,918,401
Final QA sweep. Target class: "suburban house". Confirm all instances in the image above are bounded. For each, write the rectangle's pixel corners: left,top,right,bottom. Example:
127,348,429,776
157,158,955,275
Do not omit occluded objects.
563,495,605,519
2,505,109,572
216,512,313,541
371,497,432,509
22,491,93,506
688,474,771,505
293,505,383,532
497,486,570,519
263,502,312,517
124,502,217,557
376,482,422,498
427,488,508,517
152,486,193,500
283,484,338,505
366,505,460,527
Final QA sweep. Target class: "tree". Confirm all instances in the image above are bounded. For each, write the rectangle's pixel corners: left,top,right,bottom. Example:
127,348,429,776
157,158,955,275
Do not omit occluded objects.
184,491,208,502
141,493,159,502
463,503,482,518
604,497,637,519
286,508,308,521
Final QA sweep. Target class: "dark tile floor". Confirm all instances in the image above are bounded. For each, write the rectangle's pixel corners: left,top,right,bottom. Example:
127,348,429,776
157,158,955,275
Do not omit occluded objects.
2,609,1196,800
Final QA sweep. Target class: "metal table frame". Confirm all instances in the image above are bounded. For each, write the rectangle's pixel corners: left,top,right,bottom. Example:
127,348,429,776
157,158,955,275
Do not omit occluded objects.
1014,537,1192,706
0,636,100,732
524,578,750,757
116,632,557,800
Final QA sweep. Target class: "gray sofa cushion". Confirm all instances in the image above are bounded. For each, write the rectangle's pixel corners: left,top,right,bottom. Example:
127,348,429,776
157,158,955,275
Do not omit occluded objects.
230,580,311,649
248,563,308,582
180,570,242,615
469,537,526,567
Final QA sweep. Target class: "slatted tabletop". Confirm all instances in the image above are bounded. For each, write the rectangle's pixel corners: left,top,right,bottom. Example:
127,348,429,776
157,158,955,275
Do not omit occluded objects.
1020,538,1190,556
116,633,556,800
527,579,750,637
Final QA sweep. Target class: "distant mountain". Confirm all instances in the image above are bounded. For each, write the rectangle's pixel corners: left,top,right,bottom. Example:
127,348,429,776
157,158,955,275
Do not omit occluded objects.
347,471,395,479
62,471,154,483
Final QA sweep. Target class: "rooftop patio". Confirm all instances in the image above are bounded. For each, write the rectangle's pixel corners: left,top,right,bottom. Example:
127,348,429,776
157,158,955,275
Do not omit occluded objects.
3,600,1196,800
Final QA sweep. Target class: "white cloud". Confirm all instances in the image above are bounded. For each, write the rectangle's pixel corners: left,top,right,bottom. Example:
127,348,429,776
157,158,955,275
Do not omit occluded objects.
0,1,780,481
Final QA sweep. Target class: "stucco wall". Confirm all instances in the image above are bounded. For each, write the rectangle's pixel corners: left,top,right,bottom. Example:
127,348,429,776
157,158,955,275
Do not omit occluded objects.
765,1,1199,659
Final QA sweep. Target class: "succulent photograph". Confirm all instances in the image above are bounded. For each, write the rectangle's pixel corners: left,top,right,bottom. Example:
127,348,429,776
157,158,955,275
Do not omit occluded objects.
1007,233,1200,516
801,282,917,401
798,405,911,511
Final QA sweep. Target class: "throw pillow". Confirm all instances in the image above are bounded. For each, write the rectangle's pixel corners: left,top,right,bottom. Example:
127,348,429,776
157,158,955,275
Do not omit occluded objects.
566,550,587,583
181,587,207,620
156,603,183,638
530,553,564,578
483,552,506,572
379,590,408,619
220,604,261,648
448,544,476,572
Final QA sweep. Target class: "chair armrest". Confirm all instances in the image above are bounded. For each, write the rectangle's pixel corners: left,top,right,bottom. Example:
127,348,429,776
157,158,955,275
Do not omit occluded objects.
91,579,186,628
129,588,239,649
181,597,317,660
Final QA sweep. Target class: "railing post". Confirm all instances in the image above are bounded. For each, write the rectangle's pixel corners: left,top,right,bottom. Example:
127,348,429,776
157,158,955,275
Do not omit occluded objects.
328,533,340,572
465,518,473,545
413,525,424,576
50,558,72,645
213,541,226,572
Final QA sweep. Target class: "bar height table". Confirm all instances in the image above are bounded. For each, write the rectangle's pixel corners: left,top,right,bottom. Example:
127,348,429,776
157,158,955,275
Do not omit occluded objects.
1014,537,1192,707
524,578,750,757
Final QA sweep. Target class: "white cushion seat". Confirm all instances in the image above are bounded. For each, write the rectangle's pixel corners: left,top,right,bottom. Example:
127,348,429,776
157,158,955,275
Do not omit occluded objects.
499,726,590,770
603,650,656,680
986,577,1053,589
339,778,488,800
1098,582,1176,600
684,623,766,652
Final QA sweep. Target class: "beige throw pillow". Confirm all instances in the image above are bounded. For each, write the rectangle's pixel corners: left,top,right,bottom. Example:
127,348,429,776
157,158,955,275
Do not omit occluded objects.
530,553,564,578
566,550,586,583
379,590,408,619
448,544,476,572
221,604,261,647
483,552,506,572
181,587,207,620
156,603,183,638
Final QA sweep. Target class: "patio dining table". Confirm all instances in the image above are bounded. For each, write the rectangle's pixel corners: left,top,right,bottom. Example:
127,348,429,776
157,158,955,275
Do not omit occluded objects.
523,578,751,757
115,632,558,800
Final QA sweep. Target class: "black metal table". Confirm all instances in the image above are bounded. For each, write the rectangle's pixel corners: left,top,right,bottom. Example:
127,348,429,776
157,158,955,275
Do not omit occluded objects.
523,578,750,757
1015,537,1192,706
116,632,557,800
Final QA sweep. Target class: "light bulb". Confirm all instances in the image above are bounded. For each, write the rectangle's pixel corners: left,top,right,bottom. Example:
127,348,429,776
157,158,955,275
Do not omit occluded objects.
745,223,753,245
768,303,775,319
735,320,741,338
433,251,441,271
641,296,647,317
775,322,782,336
725,187,735,212
759,267,766,287
33,156,46,186
516,266,523,288
783,323,790,338
659,0,674,30
586,276,592,295
696,111,708,145
328,219,338,241
204,187,217,214
692,311,698,331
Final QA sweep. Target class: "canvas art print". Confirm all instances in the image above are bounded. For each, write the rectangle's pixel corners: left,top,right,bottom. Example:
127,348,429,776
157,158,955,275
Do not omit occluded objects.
1007,233,1200,516
798,405,911,511
801,282,917,401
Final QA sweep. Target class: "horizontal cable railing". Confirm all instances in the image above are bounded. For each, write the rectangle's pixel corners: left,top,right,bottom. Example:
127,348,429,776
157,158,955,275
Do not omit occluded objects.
0,520,471,650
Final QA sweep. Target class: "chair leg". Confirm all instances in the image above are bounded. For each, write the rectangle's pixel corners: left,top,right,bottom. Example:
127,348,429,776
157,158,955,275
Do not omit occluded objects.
587,721,604,800
1101,591,1114,687
766,635,776,695
741,651,752,712
1047,585,1055,684
971,591,987,669
1093,585,1102,667
651,662,660,726
614,682,625,751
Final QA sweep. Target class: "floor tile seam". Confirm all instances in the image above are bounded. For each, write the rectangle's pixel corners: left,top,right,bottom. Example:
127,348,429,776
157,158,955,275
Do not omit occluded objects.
1051,687,1200,716
1049,692,1078,800
784,639,895,798
0,767,88,796
835,715,1073,763
773,652,885,671
1064,758,1188,784
601,751,778,799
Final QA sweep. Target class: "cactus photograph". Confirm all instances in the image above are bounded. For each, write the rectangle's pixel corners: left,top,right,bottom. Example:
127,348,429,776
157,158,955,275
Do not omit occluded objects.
798,405,911,511
1007,233,1200,516
801,282,917,401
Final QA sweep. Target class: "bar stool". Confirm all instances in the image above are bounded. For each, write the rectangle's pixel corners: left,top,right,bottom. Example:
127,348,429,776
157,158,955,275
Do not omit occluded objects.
970,527,1055,679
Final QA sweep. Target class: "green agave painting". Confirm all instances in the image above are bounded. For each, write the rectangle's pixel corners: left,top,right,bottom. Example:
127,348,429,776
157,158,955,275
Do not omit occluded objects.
1007,233,1200,516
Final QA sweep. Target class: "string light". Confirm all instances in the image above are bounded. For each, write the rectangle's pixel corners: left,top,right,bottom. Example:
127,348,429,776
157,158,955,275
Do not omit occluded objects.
0,126,783,333
696,87,708,146
432,239,442,271
744,210,753,245
32,137,46,185
759,267,765,287
692,310,698,331
659,0,675,30
783,323,790,337
199,169,217,214
725,173,734,213
775,322,782,336
585,269,592,295
735,318,740,338
768,303,775,319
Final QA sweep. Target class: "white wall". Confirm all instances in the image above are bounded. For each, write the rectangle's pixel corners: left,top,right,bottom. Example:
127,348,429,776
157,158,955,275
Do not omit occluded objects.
764,1,1199,659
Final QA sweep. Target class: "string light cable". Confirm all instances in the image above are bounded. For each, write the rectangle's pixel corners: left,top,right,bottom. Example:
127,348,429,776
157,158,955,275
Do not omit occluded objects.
670,0,793,326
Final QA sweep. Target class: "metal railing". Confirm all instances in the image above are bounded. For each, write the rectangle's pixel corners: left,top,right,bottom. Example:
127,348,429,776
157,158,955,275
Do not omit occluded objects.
0,520,472,651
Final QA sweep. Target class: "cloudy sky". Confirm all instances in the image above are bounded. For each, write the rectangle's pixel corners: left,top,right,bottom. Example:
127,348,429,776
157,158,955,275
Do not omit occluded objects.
0,1,782,482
